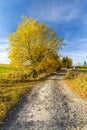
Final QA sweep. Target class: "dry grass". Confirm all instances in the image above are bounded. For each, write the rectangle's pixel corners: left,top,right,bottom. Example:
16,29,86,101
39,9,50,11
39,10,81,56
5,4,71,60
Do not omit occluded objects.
0,82,35,124
65,72,87,99
0,64,35,124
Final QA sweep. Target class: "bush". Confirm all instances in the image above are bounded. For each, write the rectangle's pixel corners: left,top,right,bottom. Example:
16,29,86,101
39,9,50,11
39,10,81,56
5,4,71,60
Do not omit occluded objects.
64,71,79,79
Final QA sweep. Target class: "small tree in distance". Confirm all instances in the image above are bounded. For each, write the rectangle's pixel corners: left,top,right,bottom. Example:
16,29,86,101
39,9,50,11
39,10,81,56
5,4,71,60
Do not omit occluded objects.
62,56,72,68
84,61,86,66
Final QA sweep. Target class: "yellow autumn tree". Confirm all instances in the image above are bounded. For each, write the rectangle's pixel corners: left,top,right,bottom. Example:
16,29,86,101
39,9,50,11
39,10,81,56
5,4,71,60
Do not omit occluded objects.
8,16,63,77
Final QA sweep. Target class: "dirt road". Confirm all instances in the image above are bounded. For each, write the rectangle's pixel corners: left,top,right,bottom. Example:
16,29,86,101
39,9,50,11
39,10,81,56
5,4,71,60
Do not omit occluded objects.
2,73,87,130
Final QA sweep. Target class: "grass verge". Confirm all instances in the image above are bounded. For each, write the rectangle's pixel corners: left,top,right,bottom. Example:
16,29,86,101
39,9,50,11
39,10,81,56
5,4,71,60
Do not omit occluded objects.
65,71,87,99
0,64,39,125
0,82,36,125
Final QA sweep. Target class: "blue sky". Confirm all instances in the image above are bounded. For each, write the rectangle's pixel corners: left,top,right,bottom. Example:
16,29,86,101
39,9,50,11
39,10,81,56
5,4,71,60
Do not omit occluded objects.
0,0,87,65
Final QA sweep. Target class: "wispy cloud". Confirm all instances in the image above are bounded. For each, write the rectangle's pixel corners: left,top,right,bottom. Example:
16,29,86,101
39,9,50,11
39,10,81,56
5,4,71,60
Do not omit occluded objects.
60,37,87,65
65,38,87,50
27,2,80,23
61,51,87,65
64,9,79,21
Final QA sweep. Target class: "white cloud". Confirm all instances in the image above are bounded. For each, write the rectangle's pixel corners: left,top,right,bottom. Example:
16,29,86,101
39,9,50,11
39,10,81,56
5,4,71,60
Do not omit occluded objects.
0,37,9,52
0,38,8,43
0,43,8,51
0,51,10,63
0,38,9,63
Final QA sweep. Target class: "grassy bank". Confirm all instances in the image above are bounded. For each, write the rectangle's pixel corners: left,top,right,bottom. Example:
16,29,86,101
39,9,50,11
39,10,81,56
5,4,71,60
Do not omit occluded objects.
0,64,36,124
65,71,87,99
0,82,35,124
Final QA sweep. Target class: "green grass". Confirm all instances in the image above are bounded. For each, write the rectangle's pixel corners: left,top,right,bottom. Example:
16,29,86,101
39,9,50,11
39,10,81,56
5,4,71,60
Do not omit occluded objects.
0,64,21,77
75,66,87,72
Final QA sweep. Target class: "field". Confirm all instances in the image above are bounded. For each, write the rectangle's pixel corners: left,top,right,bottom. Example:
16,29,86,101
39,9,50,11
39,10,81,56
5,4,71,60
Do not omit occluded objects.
0,64,36,124
65,70,87,99
75,66,87,72
0,64,15,77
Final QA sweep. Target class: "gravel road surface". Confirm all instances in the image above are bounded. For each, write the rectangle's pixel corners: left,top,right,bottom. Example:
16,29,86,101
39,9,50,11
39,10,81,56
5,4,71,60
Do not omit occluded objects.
1,73,87,130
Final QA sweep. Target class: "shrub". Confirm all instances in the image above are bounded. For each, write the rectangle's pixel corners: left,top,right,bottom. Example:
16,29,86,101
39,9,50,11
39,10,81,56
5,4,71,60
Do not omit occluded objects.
64,71,79,79
6,72,29,81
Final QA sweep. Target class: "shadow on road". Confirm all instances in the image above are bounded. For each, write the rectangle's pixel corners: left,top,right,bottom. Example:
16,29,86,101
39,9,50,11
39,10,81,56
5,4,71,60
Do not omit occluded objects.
45,71,66,81
0,91,32,130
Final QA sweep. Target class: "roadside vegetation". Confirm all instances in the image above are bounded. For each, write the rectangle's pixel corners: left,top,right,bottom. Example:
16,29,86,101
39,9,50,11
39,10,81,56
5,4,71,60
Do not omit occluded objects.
0,64,36,124
65,71,87,99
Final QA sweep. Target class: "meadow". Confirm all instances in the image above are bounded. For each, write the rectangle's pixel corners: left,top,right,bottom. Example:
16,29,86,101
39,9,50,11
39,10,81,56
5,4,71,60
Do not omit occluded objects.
0,64,17,77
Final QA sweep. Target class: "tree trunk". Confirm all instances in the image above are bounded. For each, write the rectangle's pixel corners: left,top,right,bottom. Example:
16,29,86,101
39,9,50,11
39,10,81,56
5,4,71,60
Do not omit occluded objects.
32,69,37,78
